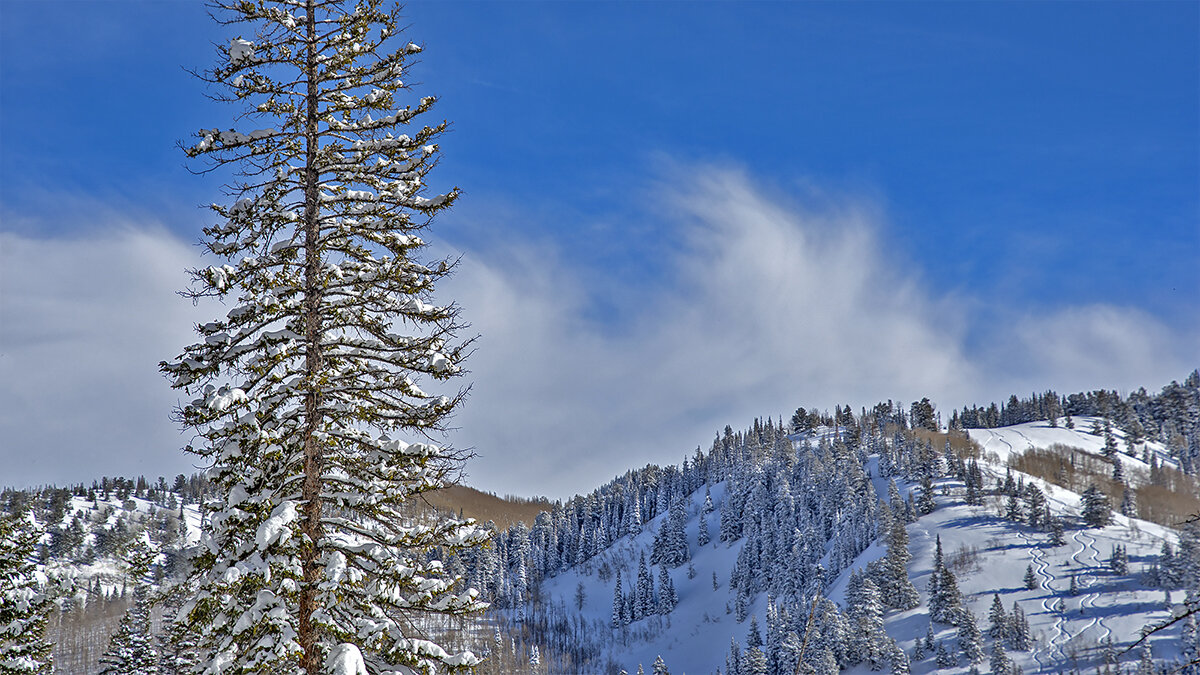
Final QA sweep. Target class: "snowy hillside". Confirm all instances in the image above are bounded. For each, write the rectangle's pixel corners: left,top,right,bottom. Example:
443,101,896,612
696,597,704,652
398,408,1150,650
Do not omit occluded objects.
473,410,1199,674
1,477,209,673
968,417,1179,477
528,451,1180,673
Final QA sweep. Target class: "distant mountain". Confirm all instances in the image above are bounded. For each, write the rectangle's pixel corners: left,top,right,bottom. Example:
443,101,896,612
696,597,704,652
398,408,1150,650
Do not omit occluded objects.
464,374,1200,674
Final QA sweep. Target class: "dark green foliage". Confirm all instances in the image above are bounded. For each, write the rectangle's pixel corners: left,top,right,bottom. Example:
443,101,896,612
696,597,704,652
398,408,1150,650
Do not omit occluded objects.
0,514,52,675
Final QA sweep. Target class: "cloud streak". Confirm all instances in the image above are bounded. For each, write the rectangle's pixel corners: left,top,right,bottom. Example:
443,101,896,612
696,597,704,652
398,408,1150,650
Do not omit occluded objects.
2,165,1195,497
446,167,1197,497
0,226,212,489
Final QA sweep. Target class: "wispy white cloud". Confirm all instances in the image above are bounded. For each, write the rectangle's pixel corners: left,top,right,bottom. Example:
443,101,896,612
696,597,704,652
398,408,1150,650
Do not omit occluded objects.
445,167,1197,497
2,165,1195,497
0,227,210,489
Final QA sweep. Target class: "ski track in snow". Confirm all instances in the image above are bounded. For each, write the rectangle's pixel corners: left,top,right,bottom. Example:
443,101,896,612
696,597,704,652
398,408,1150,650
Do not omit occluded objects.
1070,529,1102,645
1011,429,1038,454
984,428,1071,671
1018,526,1055,673
1077,529,1113,644
1042,532,1070,664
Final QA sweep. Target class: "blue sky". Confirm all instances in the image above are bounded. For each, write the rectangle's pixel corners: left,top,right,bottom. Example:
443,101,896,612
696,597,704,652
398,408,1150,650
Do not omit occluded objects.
1,1,1197,497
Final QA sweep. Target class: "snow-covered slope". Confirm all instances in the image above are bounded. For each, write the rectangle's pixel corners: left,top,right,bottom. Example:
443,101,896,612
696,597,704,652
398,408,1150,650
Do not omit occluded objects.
502,419,1190,674
30,492,202,600
969,417,1178,477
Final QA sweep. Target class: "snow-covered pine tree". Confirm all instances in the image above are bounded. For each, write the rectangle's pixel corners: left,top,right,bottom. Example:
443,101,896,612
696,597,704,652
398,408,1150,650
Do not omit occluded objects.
956,609,984,664
0,514,53,674
99,541,160,675
986,593,1008,643
1110,544,1129,575
1049,514,1066,546
656,566,676,614
888,637,910,675
1008,601,1031,651
927,535,964,625
845,570,890,668
934,641,955,669
1004,492,1021,521
162,2,488,671
911,634,925,662
746,614,763,650
917,475,936,514
725,638,740,675
98,584,160,675
741,647,767,675
636,553,653,620
1081,484,1112,528
650,500,688,567
878,516,919,610
1024,564,1038,590
159,584,202,674
989,642,1011,675
1024,484,1045,528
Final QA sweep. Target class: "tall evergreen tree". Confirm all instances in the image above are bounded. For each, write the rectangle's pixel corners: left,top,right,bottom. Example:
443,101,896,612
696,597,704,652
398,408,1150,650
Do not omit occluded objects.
158,585,202,675
0,514,52,675
636,553,653,620
99,540,160,675
934,641,955,669
657,566,677,615
987,593,1008,643
916,475,937,515
161,1,487,671
1008,601,1031,651
928,536,964,625
956,609,984,664
1049,515,1067,546
650,500,689,567
846,571,890,669
98,584,160,675
879,517,919,610
989,642,1011,675
1081,485,1112,528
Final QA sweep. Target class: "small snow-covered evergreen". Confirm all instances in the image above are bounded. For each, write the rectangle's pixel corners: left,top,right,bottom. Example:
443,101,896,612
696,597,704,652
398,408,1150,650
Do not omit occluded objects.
1081,484,1113,528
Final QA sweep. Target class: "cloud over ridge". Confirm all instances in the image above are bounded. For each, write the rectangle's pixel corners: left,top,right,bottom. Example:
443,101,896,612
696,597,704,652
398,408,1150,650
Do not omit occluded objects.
2,166,1194,497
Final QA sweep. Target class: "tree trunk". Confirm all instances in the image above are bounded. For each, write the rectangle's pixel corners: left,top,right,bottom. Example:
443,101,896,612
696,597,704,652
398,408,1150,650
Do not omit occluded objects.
299,0,324,671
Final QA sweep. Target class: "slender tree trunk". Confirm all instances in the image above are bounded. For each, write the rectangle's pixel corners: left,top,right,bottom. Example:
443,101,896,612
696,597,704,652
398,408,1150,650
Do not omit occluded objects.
299,0,324,670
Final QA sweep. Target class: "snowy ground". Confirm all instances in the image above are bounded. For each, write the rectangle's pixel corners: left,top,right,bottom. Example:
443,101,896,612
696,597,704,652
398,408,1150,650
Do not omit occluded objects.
528,420,1184,674
968,417,1178,480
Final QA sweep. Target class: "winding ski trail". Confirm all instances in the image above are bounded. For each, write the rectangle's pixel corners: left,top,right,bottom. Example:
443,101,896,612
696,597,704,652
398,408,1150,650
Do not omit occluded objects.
984,429,1070,668
1076,529,1114,644
1011,428,1038,453
1018,526,1056,672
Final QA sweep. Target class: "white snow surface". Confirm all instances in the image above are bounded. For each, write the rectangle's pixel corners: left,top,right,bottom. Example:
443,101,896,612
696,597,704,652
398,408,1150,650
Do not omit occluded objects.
327,643,368,675
968,417,1178,479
